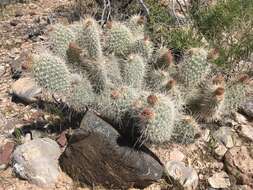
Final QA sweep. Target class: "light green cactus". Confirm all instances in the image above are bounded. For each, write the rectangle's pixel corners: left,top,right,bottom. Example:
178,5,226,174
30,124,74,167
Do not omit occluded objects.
126,15,145,38
178,48,210,87
223,75,251,113
187,81,225,122
171,116,198,144
131,37,153,60
130,93,179,144
104,21,134,56
76,17,103,59
119,54,146,89
50,24,75,59
31,53,71,93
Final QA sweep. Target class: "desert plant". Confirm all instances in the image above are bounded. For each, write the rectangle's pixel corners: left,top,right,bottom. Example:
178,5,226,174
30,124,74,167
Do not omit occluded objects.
30,16,252,146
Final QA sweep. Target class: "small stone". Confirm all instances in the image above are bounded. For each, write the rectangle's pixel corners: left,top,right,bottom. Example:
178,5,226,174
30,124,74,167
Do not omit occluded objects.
57,131,67,147
224,146,253,186
15,10,23,17
241,100,253,118
233,112,248,124
208,171,230,189
169,149,185,162
60,111,163,189
12,138,61,187
240,125,253,141
0,142,15,170
214,143,227,160
0,65,5,77
165,161,198,190
11,77,41,103
10,19,19,26
213,127,235,148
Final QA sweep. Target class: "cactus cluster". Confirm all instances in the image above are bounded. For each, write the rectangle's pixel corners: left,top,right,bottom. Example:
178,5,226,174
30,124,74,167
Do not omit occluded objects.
30,15,252,145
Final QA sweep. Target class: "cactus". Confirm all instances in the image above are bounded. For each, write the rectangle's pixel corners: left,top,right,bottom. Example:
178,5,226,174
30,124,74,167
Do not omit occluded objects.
98,86,140,125
187,81,225,122
119,54,146,89
171,116,199,144
145,69,170,92
76,17,103,59
178,48,210,87
104,21,134,56
223,74,251,113
131,37,153,60
153,47,174,70
67,78,95,111
30,16,251,147
50,24,75,59
31,53,71,93
126,15,145,38
130,93,179,144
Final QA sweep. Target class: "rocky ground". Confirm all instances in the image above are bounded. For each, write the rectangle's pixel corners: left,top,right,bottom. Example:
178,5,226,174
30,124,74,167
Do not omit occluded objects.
0,0,253,190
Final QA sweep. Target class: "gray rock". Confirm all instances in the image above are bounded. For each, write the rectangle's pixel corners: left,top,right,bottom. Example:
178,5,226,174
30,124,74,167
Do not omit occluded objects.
240,125,253,142
60,111,164,189
214,142,227,160
12,138,61,187
208,171,230,189
224,146,253,187
165,161,198,190
213,127,235,148
242,100,253,118
0,65,5,77
11,77,41,103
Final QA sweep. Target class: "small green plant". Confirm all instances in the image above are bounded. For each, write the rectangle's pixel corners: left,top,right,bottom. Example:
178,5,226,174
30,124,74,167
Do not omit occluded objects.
190,0,253,66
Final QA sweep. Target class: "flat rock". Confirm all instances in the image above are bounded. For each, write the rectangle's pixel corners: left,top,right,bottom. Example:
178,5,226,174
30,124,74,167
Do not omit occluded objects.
0,142,15,170
60,111,164,189
224,146,253,186
208,171,230,189
11,77,41,103
241,100,253,118
12,138,61,187
214,142,227,160
213,127,235,148
240,125,253,142
165,161,198,190
0,65,5,77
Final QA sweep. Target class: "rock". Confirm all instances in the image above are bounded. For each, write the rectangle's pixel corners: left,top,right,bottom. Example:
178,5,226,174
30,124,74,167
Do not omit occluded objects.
213,127,235,148
11,77,41,103
224,146,253,186
208,171,230,189
0,142,15,170
12,138,61,187
242,100,253,118
57,131,67,147
240,125,253,142
169,149,185,162
60,111,163,189
233,112,248,124
214,143,227,160
0,65,5,77
10,19,19,26
165,161,198,190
